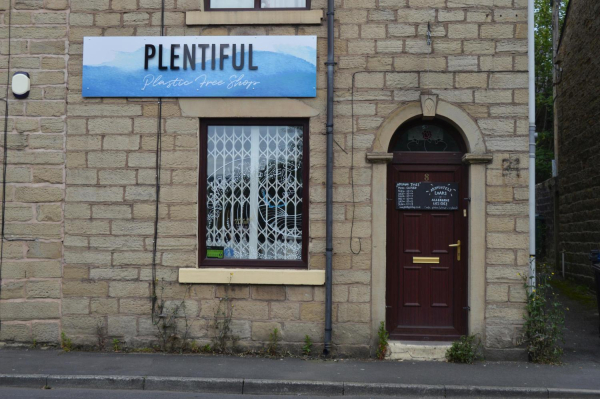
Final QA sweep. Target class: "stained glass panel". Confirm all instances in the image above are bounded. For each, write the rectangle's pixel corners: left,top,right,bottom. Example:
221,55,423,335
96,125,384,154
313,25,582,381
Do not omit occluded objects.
206,125,303,261
392,121,462,152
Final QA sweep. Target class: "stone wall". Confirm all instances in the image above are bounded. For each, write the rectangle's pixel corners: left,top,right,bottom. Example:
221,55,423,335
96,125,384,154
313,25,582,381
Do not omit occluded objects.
555,0,600,289
0,0,67,344
535,178,556,264
0,0,531,355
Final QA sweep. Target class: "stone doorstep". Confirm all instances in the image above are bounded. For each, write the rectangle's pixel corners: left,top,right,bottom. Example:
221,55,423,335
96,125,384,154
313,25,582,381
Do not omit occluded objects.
386,341,451,362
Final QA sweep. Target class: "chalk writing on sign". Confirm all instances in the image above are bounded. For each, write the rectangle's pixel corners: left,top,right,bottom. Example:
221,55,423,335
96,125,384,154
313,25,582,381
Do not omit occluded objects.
396,182,459,211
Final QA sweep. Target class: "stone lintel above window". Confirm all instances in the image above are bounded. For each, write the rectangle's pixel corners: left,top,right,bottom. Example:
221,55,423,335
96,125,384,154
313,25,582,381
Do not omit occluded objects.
186,10,323,25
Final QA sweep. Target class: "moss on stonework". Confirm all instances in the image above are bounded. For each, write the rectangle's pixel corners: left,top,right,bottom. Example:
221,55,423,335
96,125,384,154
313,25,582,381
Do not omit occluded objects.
550,278,596,309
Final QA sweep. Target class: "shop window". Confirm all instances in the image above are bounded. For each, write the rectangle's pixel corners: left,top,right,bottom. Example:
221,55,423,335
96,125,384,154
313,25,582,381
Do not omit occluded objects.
205,0,309,10
199,119,308,268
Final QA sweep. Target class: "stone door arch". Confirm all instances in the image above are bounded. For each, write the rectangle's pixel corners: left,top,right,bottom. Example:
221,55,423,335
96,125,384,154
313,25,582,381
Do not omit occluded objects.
367,98,491,346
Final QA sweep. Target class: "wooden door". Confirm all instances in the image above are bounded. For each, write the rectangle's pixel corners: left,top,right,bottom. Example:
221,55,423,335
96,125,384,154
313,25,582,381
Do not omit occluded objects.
386,152,468,341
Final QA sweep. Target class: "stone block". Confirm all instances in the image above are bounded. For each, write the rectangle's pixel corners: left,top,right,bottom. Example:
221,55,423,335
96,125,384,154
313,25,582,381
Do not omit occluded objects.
231,301,269,320
486,249,515,265
509,285,527,302
32,322,60,343
0,301,60,320
109,281,150,298
98,170,136,185
348,285,370,302
90,268,139,280
27,280,61,298
481,24,514,39
448,23,478,38
420,73,453,89
0,323,31,342
1,280,25,299
251,286,286,301
487,266,528,282
65,220,110,235
337,303,370,322
251,321,282,341
486,304,525,322
71,0,110,11
486,325,514,349
14,187,63,203
33,168,63,184
2,260,61,279
448,56,478,71
63,298,90,315
397,8,434,23
487,217,514,232
487,233,529,249
456,73,489,89
63,281,109,297
270,302,300,320
119,298,150,315
66,187,124,202
37,204,62,222
385,73,418,88
487,284,509,302
490,73,528,89
286,286,313,302
62,315,104,335
300,302,325,322
92,205,132,219
332,323,370,345
108,316,138,336
283,322,324,342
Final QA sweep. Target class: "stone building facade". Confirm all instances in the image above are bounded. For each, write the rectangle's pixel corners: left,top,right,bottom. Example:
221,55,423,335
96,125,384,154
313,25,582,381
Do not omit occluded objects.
0,0,530,358
554,0,600,289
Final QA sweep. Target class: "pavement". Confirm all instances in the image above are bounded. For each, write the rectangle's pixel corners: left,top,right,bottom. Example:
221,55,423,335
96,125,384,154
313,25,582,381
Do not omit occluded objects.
0,349,599,397
1,279,599,398
556,279,600,364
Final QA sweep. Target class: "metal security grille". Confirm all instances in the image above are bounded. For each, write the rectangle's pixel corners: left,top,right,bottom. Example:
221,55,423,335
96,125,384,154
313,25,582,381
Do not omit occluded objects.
206,125,303,260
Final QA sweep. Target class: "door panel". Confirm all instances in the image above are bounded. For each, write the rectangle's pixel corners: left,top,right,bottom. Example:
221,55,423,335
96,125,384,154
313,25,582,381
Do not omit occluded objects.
386,153,468,341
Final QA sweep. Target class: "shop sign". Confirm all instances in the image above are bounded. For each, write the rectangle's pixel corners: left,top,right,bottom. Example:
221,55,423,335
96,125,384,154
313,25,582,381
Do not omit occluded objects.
82,36,317,98
396,182,459,211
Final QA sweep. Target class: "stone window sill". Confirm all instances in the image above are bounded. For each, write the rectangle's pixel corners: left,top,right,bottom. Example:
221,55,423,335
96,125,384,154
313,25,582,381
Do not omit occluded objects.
179,268,325,285
186,10,323,26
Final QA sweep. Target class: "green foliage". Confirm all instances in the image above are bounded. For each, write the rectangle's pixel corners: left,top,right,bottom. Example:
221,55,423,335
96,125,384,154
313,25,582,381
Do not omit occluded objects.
112,338,121,352
212,285,237,354
31,339,37,349
536,130,554,182
376,322,389,360
267,328,280,356
522,272,565,364
445,335,482,364
96,322,107,351
202,344,212,353
550,278,596,309
534,0,569,182
302,335,313,356
60,332,73,352
152,280,193,353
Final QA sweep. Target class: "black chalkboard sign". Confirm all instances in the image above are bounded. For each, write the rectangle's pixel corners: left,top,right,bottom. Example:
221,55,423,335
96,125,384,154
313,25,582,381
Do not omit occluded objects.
396,182,459,210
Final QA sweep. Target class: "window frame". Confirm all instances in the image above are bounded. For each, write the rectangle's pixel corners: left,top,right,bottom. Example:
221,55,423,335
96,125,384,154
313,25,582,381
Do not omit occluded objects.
204,0,311,11
199,118,310,269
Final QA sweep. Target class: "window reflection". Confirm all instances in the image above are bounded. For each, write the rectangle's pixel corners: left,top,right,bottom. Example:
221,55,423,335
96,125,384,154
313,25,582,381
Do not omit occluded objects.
209,0,254,8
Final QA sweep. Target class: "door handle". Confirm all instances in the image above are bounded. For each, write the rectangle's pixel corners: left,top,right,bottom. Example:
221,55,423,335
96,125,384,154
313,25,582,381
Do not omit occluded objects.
449,240,461,261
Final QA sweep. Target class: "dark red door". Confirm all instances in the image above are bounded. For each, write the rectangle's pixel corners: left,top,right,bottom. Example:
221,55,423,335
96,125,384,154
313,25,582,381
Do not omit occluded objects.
386,152,468,341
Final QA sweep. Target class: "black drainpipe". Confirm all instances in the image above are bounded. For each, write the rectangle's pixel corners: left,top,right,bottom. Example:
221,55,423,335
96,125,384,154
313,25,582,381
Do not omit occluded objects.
323,0,335,356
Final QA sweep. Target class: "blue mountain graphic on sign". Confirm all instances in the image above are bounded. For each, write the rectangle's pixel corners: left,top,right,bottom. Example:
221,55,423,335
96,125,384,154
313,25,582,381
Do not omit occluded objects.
83,51,317,98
